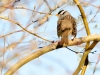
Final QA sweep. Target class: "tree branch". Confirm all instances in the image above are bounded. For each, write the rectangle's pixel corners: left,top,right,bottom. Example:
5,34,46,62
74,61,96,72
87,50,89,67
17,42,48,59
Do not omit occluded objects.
74,0,90,35
4,34,100,75
0,16,52,42
73,0,92,74
73,41,98,75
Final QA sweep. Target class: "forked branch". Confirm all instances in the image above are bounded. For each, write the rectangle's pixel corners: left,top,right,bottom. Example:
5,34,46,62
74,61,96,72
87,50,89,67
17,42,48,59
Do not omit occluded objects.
4,34,100,75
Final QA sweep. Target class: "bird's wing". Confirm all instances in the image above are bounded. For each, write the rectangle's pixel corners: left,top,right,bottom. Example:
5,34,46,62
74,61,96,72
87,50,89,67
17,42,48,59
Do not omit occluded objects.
64,15,77,37
57,19,62,37
72,17,77,37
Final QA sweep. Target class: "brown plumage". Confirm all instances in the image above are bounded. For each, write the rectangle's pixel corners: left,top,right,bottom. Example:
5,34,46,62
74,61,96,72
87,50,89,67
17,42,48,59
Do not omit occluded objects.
57,10,77,45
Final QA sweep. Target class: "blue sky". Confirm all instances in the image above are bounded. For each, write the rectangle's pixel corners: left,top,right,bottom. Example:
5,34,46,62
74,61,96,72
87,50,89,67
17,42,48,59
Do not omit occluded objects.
0,0,100,75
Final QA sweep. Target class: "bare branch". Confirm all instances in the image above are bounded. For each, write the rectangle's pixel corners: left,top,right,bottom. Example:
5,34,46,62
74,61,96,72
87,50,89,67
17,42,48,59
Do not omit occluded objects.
15,7,48,14
74,0,90,35
43,0,52,11
0,16,52,42
4,34,100,75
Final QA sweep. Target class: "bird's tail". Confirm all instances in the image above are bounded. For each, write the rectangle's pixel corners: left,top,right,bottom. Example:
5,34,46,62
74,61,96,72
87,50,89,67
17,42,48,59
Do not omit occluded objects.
60,31,68,45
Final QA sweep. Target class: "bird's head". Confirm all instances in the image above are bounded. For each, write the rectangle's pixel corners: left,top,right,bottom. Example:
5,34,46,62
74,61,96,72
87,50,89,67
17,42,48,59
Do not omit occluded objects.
56,10,70,19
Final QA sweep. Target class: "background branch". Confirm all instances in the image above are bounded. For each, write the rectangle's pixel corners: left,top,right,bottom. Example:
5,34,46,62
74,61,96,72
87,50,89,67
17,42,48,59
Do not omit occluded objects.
0,16,52,42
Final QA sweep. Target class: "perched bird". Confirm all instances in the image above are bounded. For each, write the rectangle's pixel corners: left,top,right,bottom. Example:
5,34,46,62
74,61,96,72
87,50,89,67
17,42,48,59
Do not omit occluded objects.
56,10,77,45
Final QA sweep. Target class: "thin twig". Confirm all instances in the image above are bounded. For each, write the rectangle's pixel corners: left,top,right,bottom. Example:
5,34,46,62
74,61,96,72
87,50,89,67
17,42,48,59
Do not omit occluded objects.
0,17,52,42
0,21,35,38
92,54,100,75
15,7,48,14
43,0,52,11
89,8,100,23
81,1,100,8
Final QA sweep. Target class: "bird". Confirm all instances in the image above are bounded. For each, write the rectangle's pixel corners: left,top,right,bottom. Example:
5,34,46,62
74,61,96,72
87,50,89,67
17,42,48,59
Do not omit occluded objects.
56,10,77,45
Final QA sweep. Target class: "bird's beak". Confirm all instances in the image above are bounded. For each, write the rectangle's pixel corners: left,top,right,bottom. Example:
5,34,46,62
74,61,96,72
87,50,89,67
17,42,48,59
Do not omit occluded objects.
56,14,59,16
